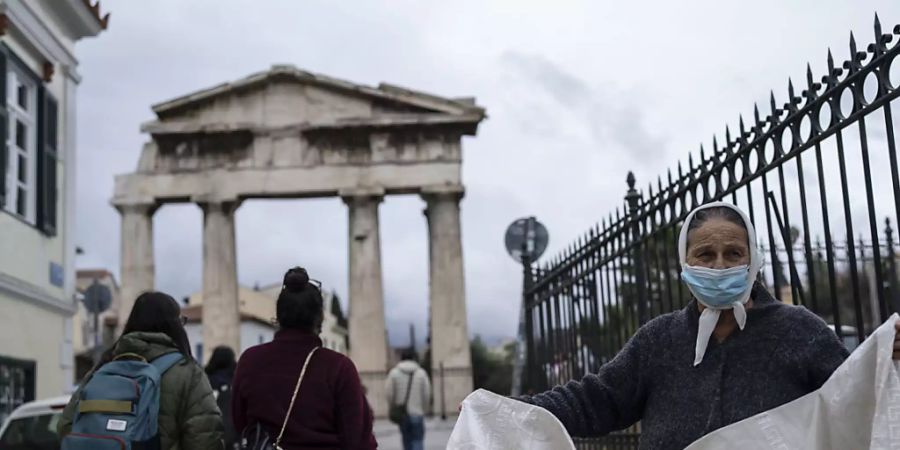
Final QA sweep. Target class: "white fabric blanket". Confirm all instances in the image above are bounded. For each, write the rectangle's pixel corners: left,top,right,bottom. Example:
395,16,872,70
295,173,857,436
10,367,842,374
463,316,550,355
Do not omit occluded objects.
687,314,900,450
446,389,575,450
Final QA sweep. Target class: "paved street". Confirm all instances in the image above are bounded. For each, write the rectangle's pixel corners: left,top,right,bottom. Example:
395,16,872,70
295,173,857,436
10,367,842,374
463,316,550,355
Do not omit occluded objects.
374,418,456,450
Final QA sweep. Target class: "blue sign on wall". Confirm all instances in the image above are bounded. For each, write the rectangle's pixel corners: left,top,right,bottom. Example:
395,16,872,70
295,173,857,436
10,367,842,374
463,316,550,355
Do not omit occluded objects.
49,263,64,288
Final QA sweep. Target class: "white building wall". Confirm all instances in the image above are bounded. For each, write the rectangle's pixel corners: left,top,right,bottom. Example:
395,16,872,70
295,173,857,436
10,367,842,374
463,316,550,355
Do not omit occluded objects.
0,0,104,401
239,321,274,356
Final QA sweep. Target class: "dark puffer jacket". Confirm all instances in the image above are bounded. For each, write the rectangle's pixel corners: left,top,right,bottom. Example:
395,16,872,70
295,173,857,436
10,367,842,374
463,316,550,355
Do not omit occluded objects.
58,332,224,450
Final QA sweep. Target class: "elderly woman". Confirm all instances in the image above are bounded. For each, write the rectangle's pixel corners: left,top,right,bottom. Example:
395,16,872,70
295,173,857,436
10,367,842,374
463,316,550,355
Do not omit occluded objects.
519,202,900,450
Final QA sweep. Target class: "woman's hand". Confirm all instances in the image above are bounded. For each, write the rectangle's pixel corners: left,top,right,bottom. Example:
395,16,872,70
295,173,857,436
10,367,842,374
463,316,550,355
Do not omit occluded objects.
894,321,900,361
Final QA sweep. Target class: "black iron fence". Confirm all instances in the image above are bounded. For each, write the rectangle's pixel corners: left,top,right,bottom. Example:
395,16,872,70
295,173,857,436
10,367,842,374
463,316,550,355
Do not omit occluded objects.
521,16,900,448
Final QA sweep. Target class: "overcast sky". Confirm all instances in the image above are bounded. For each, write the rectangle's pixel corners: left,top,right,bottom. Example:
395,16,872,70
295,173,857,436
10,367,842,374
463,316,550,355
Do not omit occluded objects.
73,1,900,346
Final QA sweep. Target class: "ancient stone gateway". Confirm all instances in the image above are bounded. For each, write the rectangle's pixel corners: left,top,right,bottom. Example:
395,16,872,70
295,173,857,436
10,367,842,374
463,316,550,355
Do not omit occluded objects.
111,65,485,416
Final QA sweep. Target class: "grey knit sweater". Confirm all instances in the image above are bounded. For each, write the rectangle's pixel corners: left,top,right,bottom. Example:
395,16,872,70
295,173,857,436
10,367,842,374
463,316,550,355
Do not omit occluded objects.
520,286,849,450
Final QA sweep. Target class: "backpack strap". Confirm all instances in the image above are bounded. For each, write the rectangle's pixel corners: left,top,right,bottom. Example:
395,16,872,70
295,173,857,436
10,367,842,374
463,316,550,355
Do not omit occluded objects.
150,352,184,375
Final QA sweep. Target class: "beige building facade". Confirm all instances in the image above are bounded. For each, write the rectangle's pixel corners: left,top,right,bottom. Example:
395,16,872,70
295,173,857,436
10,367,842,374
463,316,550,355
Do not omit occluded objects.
0,0,106,420
112,66,484,416
185,284,349,359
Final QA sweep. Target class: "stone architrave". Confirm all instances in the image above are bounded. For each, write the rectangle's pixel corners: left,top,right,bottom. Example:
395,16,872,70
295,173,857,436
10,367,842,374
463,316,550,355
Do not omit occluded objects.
115,202,156,334
199,200,241,361
341,188,389,416
113,65,486,417
423,185,473,417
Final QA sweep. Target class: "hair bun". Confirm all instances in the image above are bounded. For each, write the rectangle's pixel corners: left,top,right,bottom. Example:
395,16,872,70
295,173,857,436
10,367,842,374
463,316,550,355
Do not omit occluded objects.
283,267,310,292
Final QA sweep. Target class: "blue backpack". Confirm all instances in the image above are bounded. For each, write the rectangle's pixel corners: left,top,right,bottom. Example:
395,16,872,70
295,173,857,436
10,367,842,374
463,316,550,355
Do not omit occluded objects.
61,352,184,450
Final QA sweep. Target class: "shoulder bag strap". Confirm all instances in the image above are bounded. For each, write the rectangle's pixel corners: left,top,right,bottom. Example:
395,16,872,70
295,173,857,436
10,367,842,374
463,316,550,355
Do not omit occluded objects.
402,371,415,407
274,346,319,450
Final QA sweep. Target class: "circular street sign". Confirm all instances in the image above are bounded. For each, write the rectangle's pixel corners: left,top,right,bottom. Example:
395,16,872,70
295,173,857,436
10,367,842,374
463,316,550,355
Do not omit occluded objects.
82,280,112,314
505,217,549,263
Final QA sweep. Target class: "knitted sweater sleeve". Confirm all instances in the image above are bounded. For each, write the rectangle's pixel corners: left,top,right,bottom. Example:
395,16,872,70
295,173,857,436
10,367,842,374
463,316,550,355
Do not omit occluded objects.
805,322,850,390
519,327,650,437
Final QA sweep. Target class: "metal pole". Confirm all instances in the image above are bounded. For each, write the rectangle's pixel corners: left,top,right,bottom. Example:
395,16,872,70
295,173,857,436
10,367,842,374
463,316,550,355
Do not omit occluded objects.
93,310,101,366
440,361,447,420
625,172,649,325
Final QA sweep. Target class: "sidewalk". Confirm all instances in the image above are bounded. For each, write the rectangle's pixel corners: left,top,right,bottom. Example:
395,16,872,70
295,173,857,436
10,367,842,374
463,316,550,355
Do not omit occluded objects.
374,417,456,450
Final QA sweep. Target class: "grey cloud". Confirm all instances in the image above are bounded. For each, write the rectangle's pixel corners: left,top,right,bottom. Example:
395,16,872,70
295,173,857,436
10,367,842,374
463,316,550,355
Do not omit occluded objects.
500,51,668,162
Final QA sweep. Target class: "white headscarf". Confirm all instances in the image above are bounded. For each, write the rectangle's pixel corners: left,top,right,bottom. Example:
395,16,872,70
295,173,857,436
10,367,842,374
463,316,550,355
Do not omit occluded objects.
677,202,763,366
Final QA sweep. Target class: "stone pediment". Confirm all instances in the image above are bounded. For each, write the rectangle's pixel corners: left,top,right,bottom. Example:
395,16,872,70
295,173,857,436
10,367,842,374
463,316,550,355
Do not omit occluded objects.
146,64,485,132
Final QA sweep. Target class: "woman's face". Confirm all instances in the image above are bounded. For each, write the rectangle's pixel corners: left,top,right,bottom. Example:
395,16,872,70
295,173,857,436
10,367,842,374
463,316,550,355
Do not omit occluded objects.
685,217,751,269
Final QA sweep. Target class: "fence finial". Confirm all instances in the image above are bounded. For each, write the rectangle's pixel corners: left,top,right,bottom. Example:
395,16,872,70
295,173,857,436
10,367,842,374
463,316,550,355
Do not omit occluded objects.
846,32,863,72
769,91,779,123
627,171,636,189
753,103,763,131
787,78,800,112
803,64,820,102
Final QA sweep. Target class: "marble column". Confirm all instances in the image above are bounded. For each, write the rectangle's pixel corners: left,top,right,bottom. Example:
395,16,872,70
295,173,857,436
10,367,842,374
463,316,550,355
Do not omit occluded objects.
116,202,156,336
423,186,472,417
200,200,241,362
342,188,389,417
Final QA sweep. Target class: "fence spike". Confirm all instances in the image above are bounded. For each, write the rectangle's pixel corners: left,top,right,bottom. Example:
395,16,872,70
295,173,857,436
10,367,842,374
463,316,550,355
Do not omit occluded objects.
738,116,746,136
725,124,733,146
846,32,863,72
803,63,819,102
769,90,779,122
688,152,695,171
678,161,684,178
788,77,796,101
753,103,763,132
824,48,842,87
875,12,882,37
700,144,706,163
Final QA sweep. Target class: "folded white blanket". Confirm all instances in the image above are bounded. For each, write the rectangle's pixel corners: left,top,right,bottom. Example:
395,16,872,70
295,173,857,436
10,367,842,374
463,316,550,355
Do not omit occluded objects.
447,389,575,450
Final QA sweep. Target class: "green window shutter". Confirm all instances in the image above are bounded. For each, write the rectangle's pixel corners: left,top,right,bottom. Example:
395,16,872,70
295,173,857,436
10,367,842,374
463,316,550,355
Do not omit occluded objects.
0,49,7,209
36,87,58,236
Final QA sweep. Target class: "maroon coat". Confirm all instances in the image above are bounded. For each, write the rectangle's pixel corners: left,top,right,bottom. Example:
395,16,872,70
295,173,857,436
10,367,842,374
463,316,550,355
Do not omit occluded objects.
232,329,377,449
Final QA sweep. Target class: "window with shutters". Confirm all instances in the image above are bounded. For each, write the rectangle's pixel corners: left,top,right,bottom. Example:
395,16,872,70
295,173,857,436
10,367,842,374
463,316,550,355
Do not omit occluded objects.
1,47,59,235
4,66,37,224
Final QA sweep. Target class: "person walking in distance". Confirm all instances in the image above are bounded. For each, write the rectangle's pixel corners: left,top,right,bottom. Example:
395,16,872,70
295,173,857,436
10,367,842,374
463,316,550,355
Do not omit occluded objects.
206,346,239,449
231,267,377,449
386,349,432,450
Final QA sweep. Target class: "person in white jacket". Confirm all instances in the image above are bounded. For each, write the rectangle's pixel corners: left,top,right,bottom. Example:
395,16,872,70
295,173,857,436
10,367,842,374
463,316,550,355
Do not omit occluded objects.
386,349,432,450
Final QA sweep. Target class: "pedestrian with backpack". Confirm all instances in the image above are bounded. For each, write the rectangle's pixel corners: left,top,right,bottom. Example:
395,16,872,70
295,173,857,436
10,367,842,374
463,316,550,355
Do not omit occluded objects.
231,267,377,450
58,291,224,450
386,349,431,450
206,346,239,450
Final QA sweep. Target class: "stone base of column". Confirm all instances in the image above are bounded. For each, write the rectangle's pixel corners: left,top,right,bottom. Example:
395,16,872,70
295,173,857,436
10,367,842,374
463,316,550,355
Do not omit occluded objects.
430,366,473,418
359,370,389,418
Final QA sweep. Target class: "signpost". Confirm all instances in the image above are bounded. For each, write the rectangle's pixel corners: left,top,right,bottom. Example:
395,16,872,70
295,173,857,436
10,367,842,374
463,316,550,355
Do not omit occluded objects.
505,217,549,396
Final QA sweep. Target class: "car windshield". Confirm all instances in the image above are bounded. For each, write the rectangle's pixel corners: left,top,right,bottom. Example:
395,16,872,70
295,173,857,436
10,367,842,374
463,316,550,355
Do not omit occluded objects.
0,413,61,450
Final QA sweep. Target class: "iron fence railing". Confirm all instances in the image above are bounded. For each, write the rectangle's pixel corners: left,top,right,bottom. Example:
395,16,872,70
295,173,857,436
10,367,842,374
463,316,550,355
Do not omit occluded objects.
521,15,900,447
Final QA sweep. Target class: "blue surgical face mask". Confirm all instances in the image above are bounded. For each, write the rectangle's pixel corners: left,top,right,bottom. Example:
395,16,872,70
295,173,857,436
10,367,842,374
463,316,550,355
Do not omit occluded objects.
681,264,751,308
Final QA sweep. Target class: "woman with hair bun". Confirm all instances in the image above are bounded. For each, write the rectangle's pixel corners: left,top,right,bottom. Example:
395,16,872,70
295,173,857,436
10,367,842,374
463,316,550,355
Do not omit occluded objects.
231,267,377,449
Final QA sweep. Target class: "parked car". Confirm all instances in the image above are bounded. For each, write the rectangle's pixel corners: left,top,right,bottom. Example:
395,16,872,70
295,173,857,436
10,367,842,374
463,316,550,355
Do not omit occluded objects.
0,395,69,450
828,324,861,353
